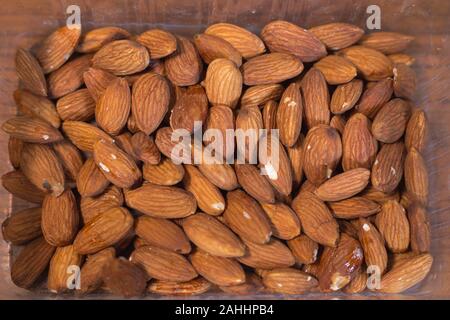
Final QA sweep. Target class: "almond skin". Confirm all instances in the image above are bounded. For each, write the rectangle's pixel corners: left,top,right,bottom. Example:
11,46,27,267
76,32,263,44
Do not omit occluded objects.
78,247,116,295
197,161,239,191
338,45,393,81
302,125,342,186
330,79,363,114
328,197,381,219
309,23,364,50
52,140,83,182
93,139,141,189
1,170,46,203
102,258,147,298
375,200,410,253
235,105,263,162
143,157,185,186
125,183,197,218
136,29,177,59
205,105,235,160
15,48,47,96
405,109,427,152
342,113,378,171
238,239,295,269
131,245,197,282
224,189,272,244
291,191,339,247
182,212,245,258
35,25,81,74
77,26,130,53
204,58,242,108
301,68,330,128
95,78,131,136
56,89,96,122
170,85,208,133
260,202,301,240
135,216,191,254
132,73,170,135
76,158,110,197
190,249,246,287
287,235,319,265
262,100,278,130
131,132,161,165
148,277,212,296
314,55,357,85
20,143,65,197
62,121,113,152
165,36,203,86
371,141,405,193
330,115,347,135
47,245,83,293
404,148,429,206
14,89,60,128
83,67,117,101
2,207,42,245
356,78,393,119
357,218,388,274
359,32,414,54
261,20,326,62
194,33,242,67
372,98,411,143
2,116,63,144
242,53,304,86
205,23,265,59
408,204,431,253
92,40,149,75
73,207,133,255
315,168,370,202
235,164,275,204
262,268,318,294
241,84,284,109
286,133,304,188
80,185,123,224
276,82,303,147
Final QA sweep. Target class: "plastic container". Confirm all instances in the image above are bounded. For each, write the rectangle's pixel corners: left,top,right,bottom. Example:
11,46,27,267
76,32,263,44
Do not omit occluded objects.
0,0,449,299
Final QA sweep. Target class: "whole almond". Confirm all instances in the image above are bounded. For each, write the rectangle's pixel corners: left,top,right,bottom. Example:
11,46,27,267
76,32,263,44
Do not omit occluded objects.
286,134,304,188
242,53,303,86
343,268,368,294
314,55,357,85
52,140,83,182
262,268,318,294
56,89,96,122
92,40,149,75
8,137,23,169
287,235,319,265
375,200,410,253
170,85,208,133
131,132,160,165
359,32,414,54
238,239,295,269
78,247,115,295
155,126,191,163
404,148,429,206
301,68,330,128
143,157,185,186
77,26,130,53
47,245,83,293
328,197,381,219
261,20,326,62
330,115,347,135
262,100,278,130
205,23,265,59
356,78,393,119
2,207,42,245
76,158,109,197
360,185,400,204
165,36,202,86
136,29,177,59
197,161,239,192
2,116,63,144
125,183,196,218
182,212,245,258
62,121,113,152
405,109,427,152
15,48,47,96
14,89,60,128
302,125,342,186
235,164,275,204
80,185,123,223
241,84,284,109
408,204,431,253
1,170,46,203
148,277,212,296
371,141,405,193
357,218,388,274
309,23,364,50
102,257,147,298
330,79,363,114
194,33,242,66
35,25,81,74
291,191,339,247
276,83,302,147
260,202,301,240
393,63,416,100
235,105,263,162
372,98,411,143
83,67,117,101
205,105,235,159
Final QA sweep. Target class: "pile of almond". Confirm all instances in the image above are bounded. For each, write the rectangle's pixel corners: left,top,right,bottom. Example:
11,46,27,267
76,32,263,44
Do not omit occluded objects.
1,20,432,297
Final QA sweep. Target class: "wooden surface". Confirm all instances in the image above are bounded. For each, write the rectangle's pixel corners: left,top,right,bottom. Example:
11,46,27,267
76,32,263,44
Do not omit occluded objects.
0,0,449,299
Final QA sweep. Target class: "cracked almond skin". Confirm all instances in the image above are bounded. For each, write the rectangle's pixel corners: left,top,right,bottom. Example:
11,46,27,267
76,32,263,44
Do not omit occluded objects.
328,197,381,219
408,204,431,253
376,200,410,253
131,132,161,165
314,55,357,85
2,116,63,144
77,26,130,53
372,98,411,143
165,36,203,86
338,46,393,81
35,25,81,74
262,268,318,294
260,202,300,240
102,257,147,298
83,67,117,101
205,23,265,59
190,249,246,287
56,89,96,122
93,139,141,188
76,158,110,197
125,183,196,218
182,213,245,258
314,168,370,202
92,40,149,75
194,33,242,67
136,28,177,59
378,253,432,293
1,170,46,203
309,22,364,50
342,113,378,171
357,218,388,274
183,165,225,216
15,48,47,96
143,157,184,186
47,245,83,293
42,189,79,247
170,85,208,133
241,84,284,109
242,53,304,85
261,20,327,62
287,235,319,265
405,109,427,153
131,245,197,282
404,148,429,206
224,189,272,244
1,207,42,245
238,238,295,269
356,78,393,119
359,32,414,55
78,247,116,295
148,277,212,296
73,207,133,255
371,141,405,193
291,191,339,247
10,237,56,289
135,216,191,254
276,82,302,147
20,143,65,197
302,125,342,186
14,89,60,128
80,185,123,224
235,164,275,204
301,68,330,128
330,79,363,114
62,121,113,152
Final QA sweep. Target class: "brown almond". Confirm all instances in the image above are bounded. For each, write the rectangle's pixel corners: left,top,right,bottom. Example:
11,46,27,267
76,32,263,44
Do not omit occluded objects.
287,235,319,265
8,136,24,169
241,84,284,109
114,131,139,161
148,277,212,296
309,23,364,50
78,247,116,295
356,78,393,119
372,98,411,143
262,268,318,294
83,67,117,101
343,268,368,294
314,55,357,85
286,133,304,188
155,126,191,164
405,109,427,153
102,257,147,297
408,204,431,253
235,105,263,162
2,207,42,245
1,170,46,203
330,115,347,135
170,85,208,133
235,164,275,204
80,185,123,224
393,63,416,100
143,157,185,186
260,202,301,240
131,132,161,165
375,200,410,253
197,161,239,192
371,141,405,193
56,89,96,122
14,89,60,128
359,32,414,54
15,48,47,96
404,148,429,206
328,197,381,219
2,116,63,144
76,158,110,197
262,100,278,130
62,121,113,152
276,83,302,147
136,29,177,59
205,104,235,159
360,185,400,204
52,139,84,182
238,238,295,269
301,68,330,128
388,53,415,66
165,36,202,86
77,26,130,53
357,218,388,274
47,245,83,293
330,79,363,114
194,33,242,66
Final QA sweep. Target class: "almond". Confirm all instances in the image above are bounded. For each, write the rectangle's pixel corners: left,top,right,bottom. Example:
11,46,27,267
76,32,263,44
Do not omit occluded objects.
76,158,110,197
260,202,301,240
47,245,83,293
205,105,235,160
262,100,278,130
78,247,115,295
329,115,347,135
125,183,196,218
405,109,427,152
155,126,191,163
182,212,245,258
393,63,416,100
291,191,339,247
262,268,318,294
276,83,302,147
238,238,295,269
136,29,177,59
314,55,357,85
80,185,123,224
165,36,202,86
2,207,42,245
15,48,47,96
56,89,96,122
330,79,363,114
52,140,83,182
194,33,242,67
77,26,130,53
170,85,208,133
205,23,265,59
375,200,410,253
261,20,326,62
286,133,304,188
356,78,393,119
115,131,139,161
1,170,46,203
14,89,60,128
357,218,388,274
309,23,364,50
360,185,400,204
143,157,185,186
404,148,429,206
241,84,284,109
62,121,113,152
235,105,263,162
328,197,381,219
408,204,431,253
73,207,133,255
8,137,24,169
301,68,330,128
372,98,411,143
2,116,63,144
359,32,414,54
287,235,319,265
343,268,368,293
235,164,275,204
131,132,160,165
92,40,149,75
197,161,239,191
388,53,415,66
83,67,117,101
148,277,212,296
102,257,147,297
371,141,405,193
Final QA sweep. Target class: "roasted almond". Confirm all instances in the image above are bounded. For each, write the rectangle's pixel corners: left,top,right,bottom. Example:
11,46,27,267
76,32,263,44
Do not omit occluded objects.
286,133,304,188
2,116,63,144
78,247,115,295
357,218,388,274
76,158,110,197
83,67,117,101
235,164,275,204
235,105,263,162
194,33,242,66
131,132,161,165
14,89,60,128
393,63,416,100
371,141,405,193
301,68,330,128
287,235,319,265
80,185,123,224
405,109,427,152
408,204,431,253
314,55,357,85
375,200,410,253
47,245,83,293
404,148,429,206
77,26,130,53
372,98,411,143
241,84,284,109
309,22,364,50
328,197,381,219
143,157,185,186
330,79,363,114
260,202,301,240
238,238,295,269
205,104,235,159
356,78,393,119
8,136,23,169
56,89,96,122
136,28,177,59
62,121,113,152
276,82,302,147
329,114,347,135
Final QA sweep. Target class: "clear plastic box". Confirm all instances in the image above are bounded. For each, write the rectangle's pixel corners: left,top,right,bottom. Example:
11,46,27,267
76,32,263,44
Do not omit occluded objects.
0,0,449,299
